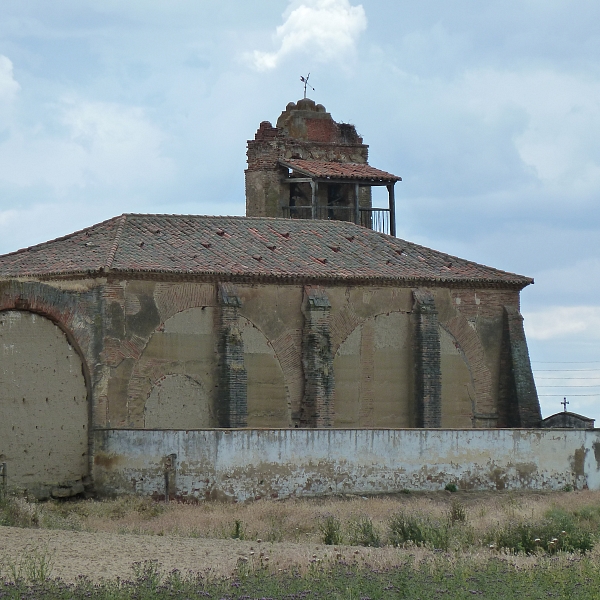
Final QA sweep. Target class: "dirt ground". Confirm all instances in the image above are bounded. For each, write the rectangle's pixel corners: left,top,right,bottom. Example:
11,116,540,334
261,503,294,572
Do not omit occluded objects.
0,526,402,582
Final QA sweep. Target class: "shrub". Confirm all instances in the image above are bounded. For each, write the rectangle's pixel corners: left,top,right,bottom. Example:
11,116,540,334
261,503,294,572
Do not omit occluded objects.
348,515,381,547
445,483,458,493
388,512,449,550
488,509,595,555
319,515,343,545
231,519,245,540
0,495,39,528
448,499,467,525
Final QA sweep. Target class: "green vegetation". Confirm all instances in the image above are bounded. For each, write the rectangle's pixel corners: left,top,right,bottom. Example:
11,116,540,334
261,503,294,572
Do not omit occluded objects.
2,556,600,599
319,514,343,545
4,492,600,597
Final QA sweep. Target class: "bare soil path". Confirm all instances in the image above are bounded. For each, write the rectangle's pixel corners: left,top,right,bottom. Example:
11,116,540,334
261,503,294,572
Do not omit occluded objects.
0,526,391,582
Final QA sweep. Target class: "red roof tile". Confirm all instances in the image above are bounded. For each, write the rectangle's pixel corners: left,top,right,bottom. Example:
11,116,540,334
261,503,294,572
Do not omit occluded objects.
280,159,401,182
0,214,532,287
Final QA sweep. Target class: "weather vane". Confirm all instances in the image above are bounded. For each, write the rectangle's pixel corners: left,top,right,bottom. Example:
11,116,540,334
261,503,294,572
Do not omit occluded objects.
300,73,315,99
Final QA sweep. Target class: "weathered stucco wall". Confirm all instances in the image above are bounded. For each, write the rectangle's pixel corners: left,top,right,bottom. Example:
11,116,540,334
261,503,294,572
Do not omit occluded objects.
93,428,600,501
6,278,527,434
0,310,88,490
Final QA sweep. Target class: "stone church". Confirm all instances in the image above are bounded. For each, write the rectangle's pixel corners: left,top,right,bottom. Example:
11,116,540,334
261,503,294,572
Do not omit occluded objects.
0,98,541,497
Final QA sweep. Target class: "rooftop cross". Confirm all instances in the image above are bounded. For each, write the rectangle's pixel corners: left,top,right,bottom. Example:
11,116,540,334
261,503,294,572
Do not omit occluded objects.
562,397,569,412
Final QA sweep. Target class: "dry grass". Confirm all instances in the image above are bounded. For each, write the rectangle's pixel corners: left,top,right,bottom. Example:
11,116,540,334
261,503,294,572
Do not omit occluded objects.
26,489,600,545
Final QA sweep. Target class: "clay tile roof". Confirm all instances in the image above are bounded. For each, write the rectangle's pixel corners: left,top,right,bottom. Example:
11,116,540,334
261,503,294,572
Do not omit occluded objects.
280,159,401,183
0,214,532,288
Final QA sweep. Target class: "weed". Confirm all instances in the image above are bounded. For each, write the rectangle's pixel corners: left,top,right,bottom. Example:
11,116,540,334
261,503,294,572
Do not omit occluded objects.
444,482,458,493
132,559,162,591
0,494,40,528
448,499,467,524
231,518,244,539
388,512,449,550
348,515,381,547
2,545,54,583
319,514,343,545
488,508,595,554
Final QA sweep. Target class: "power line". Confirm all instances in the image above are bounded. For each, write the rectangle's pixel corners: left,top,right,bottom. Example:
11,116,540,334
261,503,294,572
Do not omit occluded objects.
537,385,600,388
533,369,600,372
539,394,600,397
535,377,600,380
533,360,600,364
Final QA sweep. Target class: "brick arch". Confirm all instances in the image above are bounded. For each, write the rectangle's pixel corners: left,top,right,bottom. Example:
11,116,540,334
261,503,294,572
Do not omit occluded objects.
438,324,476,427
330,302,362,356
0,280,96,394
443,313,495,419
153,282,217,323
332,310,413,427
237,316,291,427
126,305,218,426
270,328,303,425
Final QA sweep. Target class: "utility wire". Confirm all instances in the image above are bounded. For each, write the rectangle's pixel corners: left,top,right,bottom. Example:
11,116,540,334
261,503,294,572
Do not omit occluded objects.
539,394,600,397
532,361,600,364
537,385,600,388
533,369,600,372
535,377,600,380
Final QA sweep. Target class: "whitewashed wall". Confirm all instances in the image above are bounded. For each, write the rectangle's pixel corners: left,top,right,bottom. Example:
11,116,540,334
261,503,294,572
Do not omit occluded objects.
92,428,600,501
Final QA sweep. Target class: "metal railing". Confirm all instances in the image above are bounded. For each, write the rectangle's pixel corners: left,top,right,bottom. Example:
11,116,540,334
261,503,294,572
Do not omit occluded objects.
359,208,390,235
281,206,391,235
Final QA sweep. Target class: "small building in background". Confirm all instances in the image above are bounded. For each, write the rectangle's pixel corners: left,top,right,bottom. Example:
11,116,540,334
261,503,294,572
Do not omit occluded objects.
541,412,595,429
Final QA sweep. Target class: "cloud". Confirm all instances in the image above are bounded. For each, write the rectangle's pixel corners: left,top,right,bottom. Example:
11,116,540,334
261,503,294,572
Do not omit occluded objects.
0,55,20,131
0,98,174,192
0,55,20,103
247,0,367,71
523,306,600,340
458,69,600,199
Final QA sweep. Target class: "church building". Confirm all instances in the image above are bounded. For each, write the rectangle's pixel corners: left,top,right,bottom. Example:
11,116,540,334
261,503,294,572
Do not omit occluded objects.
0,98,541,497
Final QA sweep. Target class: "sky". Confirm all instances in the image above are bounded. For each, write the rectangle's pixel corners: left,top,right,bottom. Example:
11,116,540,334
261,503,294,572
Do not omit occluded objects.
1,0,599,421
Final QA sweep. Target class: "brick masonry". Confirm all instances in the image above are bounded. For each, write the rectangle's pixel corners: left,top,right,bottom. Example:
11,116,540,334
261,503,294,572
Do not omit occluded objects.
498,306,542,427
413,289,442,427
300,286,334,427
218,283,248,428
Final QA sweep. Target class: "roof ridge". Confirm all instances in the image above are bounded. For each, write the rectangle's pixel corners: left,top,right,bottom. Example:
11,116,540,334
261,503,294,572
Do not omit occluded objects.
119,213,362,225
105,214,127,269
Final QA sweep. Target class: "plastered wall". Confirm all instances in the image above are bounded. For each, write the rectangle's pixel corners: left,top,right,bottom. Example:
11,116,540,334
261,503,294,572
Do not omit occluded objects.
93,428,600,501
0,310,88,489
98,280,520,430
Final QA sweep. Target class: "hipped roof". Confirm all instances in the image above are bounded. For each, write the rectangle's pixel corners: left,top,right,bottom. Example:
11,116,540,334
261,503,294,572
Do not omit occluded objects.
0,214,532,287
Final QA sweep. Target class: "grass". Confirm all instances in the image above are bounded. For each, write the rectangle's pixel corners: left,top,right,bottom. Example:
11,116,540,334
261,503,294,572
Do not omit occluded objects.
4,492,600,596
2,554,600,599
3,489,600,549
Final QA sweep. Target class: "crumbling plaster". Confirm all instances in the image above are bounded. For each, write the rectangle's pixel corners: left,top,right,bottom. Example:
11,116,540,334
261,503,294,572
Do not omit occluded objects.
0,274,538,495
93,428,600,501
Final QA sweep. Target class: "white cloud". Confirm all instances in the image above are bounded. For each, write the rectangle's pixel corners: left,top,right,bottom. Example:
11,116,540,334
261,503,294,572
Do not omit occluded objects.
0,98,174,192
457,69,600,199
0,55,20,131
524,306,600,340
0,55,20,103
248,0,367,71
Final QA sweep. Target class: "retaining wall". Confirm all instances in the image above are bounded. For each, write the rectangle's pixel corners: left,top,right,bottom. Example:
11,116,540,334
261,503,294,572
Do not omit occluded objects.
92,428,600,501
